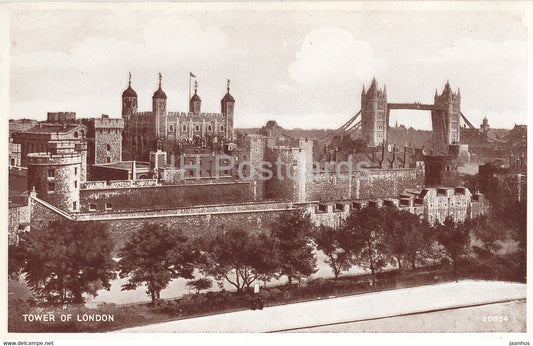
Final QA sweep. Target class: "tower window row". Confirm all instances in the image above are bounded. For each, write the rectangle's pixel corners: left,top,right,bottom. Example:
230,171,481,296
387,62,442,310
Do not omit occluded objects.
169,124,225,133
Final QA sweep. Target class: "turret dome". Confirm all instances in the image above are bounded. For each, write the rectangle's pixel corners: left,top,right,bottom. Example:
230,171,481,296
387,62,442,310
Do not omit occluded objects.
153,87,167,99
153,73,167,99
122,86,137,98
122,73,137,98
222,92,234,103
190,91,201,102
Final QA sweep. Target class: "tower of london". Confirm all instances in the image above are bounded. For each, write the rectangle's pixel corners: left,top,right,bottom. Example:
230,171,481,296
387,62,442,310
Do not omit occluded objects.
121,73,235,161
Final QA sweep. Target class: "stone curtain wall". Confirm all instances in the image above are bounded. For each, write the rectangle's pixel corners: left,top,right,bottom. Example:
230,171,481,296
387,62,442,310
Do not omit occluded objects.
90,207,290,251
79,181,254,213
304,168,423,202
359,168,423,199
305,174,358,201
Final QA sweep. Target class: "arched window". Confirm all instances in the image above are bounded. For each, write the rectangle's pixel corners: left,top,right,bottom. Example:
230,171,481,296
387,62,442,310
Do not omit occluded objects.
220,125,224,132
74,131,79,138
182,125,187,132
195,124,200,132
169,124,174,132
207,125,212,132
106,144,111,151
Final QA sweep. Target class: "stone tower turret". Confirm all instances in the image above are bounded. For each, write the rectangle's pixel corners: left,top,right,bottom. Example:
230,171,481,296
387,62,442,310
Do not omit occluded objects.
432,81,461,154
189,80,202,113
122,72,138,118
221,79,235,141
152,73,167,140
361,78,388,147
27,152,82,212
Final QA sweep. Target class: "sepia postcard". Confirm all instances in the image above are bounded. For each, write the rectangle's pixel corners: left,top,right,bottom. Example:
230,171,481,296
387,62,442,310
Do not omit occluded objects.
0,1,530,345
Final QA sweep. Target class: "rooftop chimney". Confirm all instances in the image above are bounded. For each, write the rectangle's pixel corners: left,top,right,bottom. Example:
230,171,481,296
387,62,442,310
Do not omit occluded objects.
131,161,136,181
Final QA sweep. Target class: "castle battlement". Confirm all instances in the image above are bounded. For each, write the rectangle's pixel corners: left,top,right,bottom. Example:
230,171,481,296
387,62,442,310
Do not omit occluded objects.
131,111,153,117
94,118,125,129
166,111,226,118
81,179,159,190
27,152,82,165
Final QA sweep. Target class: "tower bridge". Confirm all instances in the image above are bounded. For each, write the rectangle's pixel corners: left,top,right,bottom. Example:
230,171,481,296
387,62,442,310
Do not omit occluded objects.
334,78,493,154
387,103,442,111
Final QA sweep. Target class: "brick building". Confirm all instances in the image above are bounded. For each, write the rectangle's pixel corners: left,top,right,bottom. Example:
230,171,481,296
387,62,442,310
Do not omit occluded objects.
12,112,88,169
11,112,125,180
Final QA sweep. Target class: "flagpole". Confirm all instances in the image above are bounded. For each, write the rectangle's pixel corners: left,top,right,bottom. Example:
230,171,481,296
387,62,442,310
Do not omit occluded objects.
188,73,191,112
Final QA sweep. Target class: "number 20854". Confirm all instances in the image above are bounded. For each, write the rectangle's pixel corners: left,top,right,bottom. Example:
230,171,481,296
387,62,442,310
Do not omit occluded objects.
482,315,509,322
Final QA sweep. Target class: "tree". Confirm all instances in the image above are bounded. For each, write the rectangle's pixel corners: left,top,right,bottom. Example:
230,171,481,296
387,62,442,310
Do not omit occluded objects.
118,223,198,305
341,206,391,285
383,207,432,272
467,216,507,254
8,243,25,281
18,219,116,304
271,210,317,284
186,278,213,294
313,225,352,279
435,217,471,271
201,228,278,293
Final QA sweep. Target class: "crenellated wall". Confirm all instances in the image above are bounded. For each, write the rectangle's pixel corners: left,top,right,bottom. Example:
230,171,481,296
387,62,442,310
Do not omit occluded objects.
304,167,423,202
78,181,255,213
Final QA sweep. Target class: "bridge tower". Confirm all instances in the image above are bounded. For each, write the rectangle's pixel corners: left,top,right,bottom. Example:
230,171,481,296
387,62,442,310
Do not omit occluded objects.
432,81,461,154
361,78,388,147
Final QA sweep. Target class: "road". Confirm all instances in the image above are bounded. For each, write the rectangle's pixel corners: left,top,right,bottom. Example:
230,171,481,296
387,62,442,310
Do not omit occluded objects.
117,280,526,333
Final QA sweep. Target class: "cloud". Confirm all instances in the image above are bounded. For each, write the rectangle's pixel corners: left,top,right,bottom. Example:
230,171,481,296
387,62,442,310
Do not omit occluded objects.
288,27,386,88
10,15,240,116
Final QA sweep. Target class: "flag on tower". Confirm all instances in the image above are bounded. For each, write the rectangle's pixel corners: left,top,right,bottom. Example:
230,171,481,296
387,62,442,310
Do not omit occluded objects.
190,72,196,78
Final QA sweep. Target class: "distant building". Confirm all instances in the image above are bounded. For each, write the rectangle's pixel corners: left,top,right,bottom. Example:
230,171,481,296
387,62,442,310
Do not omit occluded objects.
361,78,388,147
432,82,461,154
480,117,490,134
12,112,88,177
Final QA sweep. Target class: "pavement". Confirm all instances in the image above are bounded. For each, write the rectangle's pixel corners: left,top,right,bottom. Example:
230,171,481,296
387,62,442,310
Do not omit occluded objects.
116,280,526,333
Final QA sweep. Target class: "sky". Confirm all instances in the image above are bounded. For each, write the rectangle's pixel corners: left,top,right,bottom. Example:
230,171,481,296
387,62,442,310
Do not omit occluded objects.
7,3,529,130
